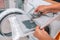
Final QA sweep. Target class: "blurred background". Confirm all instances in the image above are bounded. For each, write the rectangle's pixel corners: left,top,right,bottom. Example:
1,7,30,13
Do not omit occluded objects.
0,0,24,13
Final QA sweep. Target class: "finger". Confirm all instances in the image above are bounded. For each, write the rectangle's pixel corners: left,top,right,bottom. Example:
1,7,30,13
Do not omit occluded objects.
36,25,40,29
34,8,40,13
35,25,40,31
43,12,48,14
34,6,43,12
42,11,49,15
42,28,45,31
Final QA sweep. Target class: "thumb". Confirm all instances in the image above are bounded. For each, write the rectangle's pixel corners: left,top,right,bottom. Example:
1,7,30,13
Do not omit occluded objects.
42,28,45,31
35,25,40,31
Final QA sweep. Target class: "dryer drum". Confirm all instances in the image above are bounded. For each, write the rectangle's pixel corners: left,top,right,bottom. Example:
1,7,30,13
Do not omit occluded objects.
0,12,22,37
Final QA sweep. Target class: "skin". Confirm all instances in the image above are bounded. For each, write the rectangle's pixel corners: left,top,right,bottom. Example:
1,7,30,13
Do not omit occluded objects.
34,0,60,14
35,4,60,14
45,0,60,4
34,1,60,40
34,26,54,40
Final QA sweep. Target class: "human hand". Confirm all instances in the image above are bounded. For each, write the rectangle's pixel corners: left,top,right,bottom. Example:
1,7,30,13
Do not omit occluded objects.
34,26,54,40
34,5,60,14
34,5,51,14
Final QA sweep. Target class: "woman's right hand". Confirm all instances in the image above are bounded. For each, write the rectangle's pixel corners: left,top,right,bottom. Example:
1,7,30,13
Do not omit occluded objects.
34,26,54,40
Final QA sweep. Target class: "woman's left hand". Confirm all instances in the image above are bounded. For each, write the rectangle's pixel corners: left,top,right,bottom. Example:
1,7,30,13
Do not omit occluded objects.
34,5,60,14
